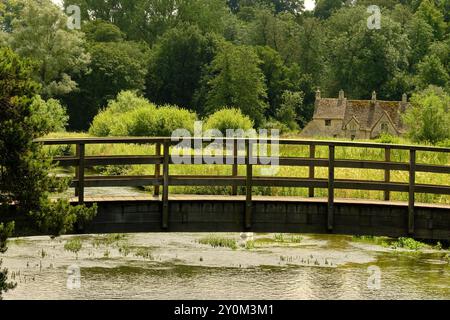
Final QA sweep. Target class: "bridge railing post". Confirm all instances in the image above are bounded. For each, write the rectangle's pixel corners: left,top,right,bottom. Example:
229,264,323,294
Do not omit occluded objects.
245,139,253,229
384,146,391,201
408,149,416,235
232,138,238,195
309,144,316,197
154,142,161,196
328,145,335,231
162,140,170,229
76,143,85,204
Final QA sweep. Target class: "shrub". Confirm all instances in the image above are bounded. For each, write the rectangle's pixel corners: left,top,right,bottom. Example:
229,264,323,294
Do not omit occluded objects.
89,91,197,137
30,96,68,132
154,105,197,136
107,91,152,114
204,108,254,134
403,86,450,144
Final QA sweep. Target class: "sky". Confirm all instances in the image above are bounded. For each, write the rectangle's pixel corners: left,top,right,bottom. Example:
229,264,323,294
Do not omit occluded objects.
53,0,316,11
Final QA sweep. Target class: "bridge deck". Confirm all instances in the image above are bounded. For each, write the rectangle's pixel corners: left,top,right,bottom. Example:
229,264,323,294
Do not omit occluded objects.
70,194,450,210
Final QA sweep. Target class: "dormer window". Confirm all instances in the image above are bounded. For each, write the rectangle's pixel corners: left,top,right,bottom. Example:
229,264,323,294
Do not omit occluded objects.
325,120,331,126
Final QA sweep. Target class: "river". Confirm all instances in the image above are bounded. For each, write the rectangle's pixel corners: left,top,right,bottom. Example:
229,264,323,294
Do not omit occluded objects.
2,232,449,300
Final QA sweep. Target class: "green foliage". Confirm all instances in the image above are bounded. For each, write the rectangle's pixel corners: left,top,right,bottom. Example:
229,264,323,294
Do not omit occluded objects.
403,86,450,143
30,96,68,132
324,6,409,99
415,55,449,89
0,48,96,298
65,40,150,130
64,238,82,258
276,90,303,130
389,237,426,250
89,91,197,137
82,20,124,43
5,0,90,97
198,235,238,250
204,108,254,134
0,223,16,298
206,42,268,126
145,24,216,111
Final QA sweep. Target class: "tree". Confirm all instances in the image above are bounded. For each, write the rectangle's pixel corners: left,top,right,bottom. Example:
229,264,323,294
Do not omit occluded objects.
276,90,303,130
145,25,216,112
0,48,96,298
415,55,449,89
314,0,345,19
323,6,410,99
406,15,434,68
255,46,287,118
205,42,268,126
0,223,16,299
5,0,90,97
415,0,447,40
403,86,450,143
64,39,150,130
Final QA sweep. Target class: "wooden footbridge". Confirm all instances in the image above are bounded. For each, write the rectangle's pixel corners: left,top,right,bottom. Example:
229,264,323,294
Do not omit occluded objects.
28,137,450,240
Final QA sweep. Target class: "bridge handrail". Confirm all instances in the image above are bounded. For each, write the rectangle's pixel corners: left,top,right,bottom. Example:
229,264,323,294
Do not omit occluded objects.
35,137,450,153
35,137,450,234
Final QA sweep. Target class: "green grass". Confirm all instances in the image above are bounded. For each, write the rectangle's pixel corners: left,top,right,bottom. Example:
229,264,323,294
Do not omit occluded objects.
273,233,303,243
44,132,450,204
91,234,128,248
134,247,153,259
64,238,82,258
198,235,238,250
389,237,427,250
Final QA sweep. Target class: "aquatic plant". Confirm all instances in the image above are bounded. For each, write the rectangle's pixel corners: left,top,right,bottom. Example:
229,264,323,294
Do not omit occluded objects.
389,237,426,250
134,247,153,259
198,235,238,250
64,238,82,259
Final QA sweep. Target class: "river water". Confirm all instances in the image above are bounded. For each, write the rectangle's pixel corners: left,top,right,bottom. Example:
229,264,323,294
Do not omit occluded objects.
2,232,449,300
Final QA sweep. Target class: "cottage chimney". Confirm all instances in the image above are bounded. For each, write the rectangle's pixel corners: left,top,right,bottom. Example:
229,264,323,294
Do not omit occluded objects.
338,90,345,101
372,91,377,102
316,89,321,100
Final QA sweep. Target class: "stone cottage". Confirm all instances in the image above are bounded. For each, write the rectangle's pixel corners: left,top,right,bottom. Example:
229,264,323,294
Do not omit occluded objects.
300,90,410,140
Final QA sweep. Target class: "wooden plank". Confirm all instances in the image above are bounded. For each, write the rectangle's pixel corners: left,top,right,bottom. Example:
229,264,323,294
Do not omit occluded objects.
77,143,85,204
328,145,335,231
154,143,161,196
162,141,170,229
246,140,253,229
384,147,391,201
232,139,238,195
36,136,450,153
409,149,416,235
309,144,315,197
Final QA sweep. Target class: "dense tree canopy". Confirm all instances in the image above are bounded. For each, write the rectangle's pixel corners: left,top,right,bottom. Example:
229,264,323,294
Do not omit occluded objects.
0,0,448,133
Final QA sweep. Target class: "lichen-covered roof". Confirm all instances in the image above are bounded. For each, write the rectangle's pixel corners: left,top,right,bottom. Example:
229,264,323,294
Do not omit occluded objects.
314,98,409,132
313,98,346,119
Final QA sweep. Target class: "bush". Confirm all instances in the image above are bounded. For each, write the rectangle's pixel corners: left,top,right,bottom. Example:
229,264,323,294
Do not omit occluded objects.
89,91,197,137
403,86,450,144
30,96,68,132
204,108,254,134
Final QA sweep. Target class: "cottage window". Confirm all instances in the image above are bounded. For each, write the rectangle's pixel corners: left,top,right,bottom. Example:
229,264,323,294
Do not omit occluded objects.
381,122,388,132
325,120,331,126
